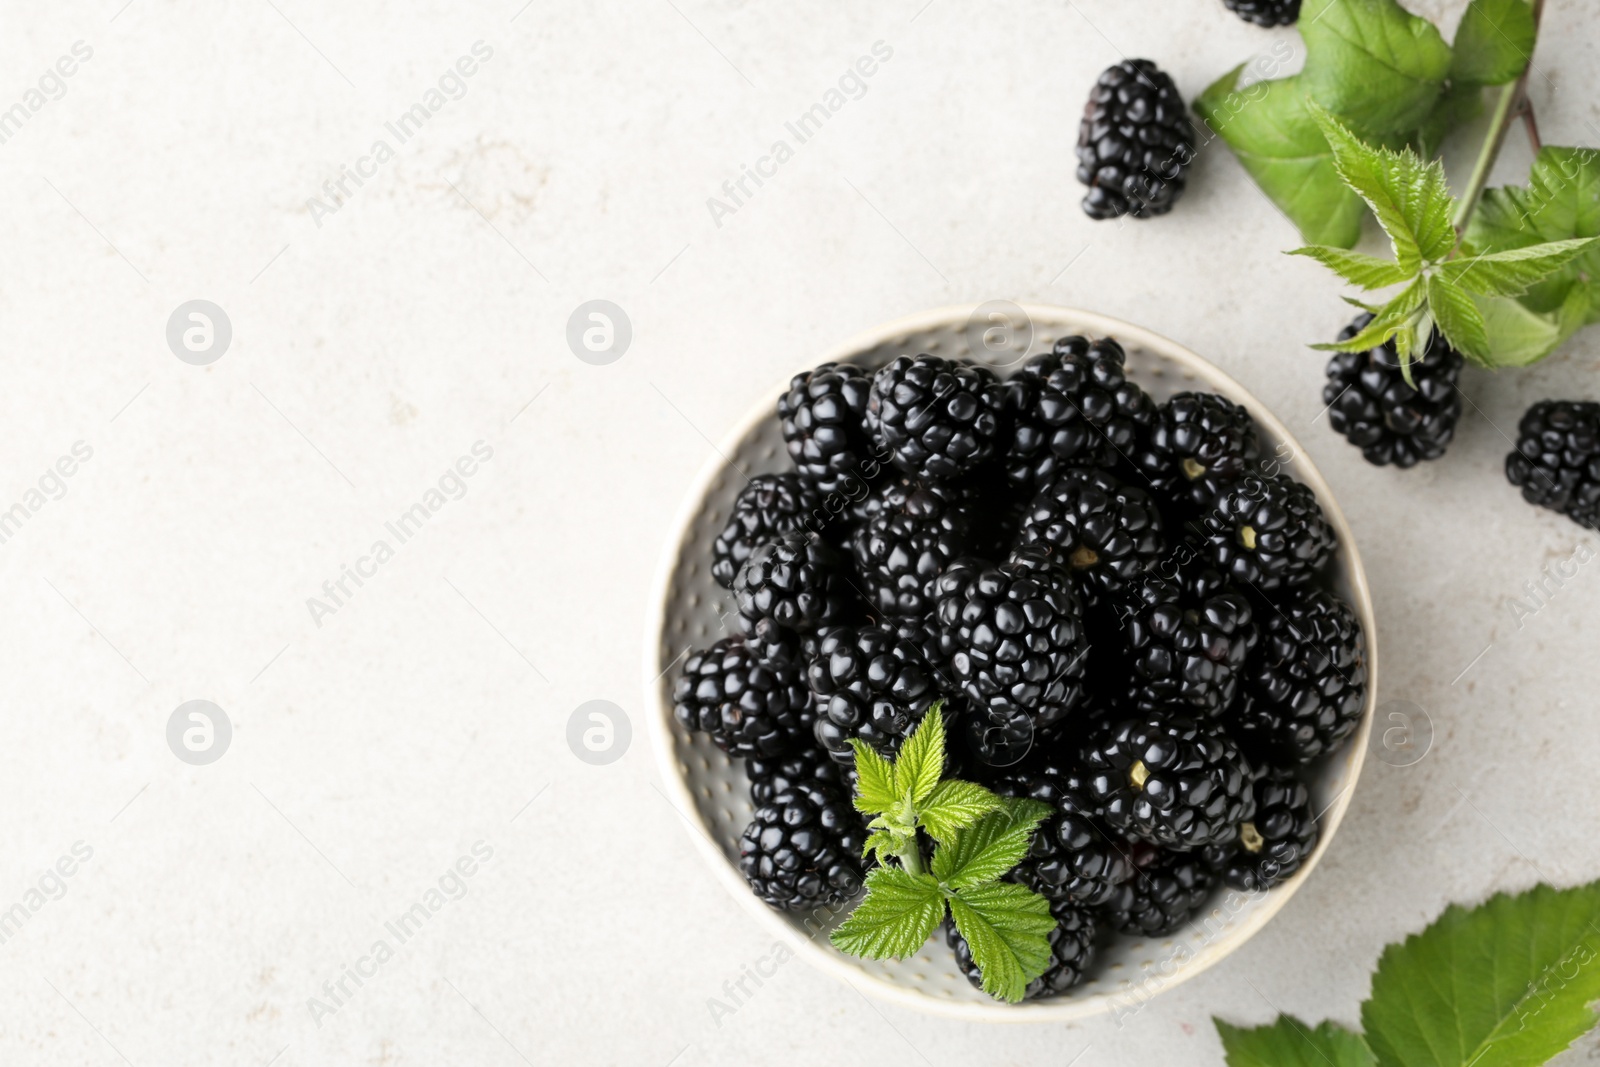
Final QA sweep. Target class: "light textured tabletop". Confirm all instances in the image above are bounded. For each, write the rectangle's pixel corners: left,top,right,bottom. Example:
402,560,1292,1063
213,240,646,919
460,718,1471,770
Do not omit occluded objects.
2,2,1598,1064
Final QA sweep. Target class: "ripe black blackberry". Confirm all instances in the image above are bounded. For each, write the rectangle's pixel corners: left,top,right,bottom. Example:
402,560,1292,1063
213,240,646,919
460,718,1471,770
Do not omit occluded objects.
1077,59,1196,220
1118,568,1257,718
1223,0,1300,26
1101,850,1215,936
935,549,1091,732
948,898,1098,999
1202,474,1336,592
673,636,812,759
1233,589,1366,765
739,780,866,911
866,354,1006,482
1506,399,1600,529
734,533,854,635
1082,714,1255,850
746,746,849,806
778,361,880,496
1002,336,1156,491
1324,314,1464,468
993,762,1133,906
810,624,946,765
1137,392,1262,509
711,474,824,589
1201,766,1318,891
850,479,976,621
1016,467,1167,603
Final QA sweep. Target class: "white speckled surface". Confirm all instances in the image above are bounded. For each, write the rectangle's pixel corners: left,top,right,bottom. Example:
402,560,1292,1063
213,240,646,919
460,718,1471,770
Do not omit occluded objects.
1,1,1598,1064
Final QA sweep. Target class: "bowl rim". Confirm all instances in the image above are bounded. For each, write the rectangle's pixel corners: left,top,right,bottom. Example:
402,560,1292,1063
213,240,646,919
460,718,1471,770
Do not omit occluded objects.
642,302,1379,1022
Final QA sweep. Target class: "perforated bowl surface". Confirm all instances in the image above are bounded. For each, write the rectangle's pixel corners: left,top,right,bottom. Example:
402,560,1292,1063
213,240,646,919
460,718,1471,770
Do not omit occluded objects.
643,304,1378,1021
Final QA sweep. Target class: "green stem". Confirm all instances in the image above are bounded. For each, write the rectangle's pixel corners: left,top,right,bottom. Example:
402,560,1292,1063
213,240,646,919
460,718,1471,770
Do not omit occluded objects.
897,838,924,876
1451,0,1545,233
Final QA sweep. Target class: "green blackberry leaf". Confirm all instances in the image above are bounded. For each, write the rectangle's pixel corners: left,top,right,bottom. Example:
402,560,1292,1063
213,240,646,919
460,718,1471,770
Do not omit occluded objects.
828,866,945,959
1475,294,1565,366
1426,274,1491,361
1467,147,1600,321
1216,1016,1376,1067
1414,83,1484,158
1442,237,1600,297
1299,0,1452,134
894,703,944,809
1288,245,1411,290
1362,881,1600,1067
1312,107,1455,269
1312,280,1424,352
931,798,1052,890
849,739,898,817
917,779,1001,845
947,882,1056,1003
1450,0,1536,86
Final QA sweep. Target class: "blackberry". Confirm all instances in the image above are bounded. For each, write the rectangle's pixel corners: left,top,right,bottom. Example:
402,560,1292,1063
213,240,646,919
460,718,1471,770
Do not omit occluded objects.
746,746,849,806
851,479,976,621
1201,766,1318,891
948,898,1098,999
1202,474,1336,592
1002,336,1156,491
1233,589,1366,765
1138,392,1262,510
1324,314,1464,468
734,533,854,635
1077,59,1196,220
711,474,824,589
778,361,880,496
673,636,812,759
1118,569,1257,718
1101,850,1214,936
1082,715,1255,850
739,780,866,911
935,549,1091,732
866,354,1006,483
1016,468,1167,603
1506,399,1600,529
993,763,1133,906
1223,0,1300,26
810,624,946,765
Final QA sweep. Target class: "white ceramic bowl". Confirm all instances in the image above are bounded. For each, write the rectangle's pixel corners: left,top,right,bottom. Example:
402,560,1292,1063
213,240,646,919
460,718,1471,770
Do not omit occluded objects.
644,304,1378,1022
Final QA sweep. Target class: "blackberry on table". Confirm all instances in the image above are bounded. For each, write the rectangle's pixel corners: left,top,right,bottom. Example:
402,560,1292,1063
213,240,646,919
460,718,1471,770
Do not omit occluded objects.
1201,766,1319,891
1120,569,1257,718
1016,467,1168,603
734,533,854,635
1137,392,1262,509
851,479,977,622
1325,314,1464,468
993,762,1133,906
673,636,812,759
1077,59,1196,220
1223,0,1300,26
1506,399,1600,529
739,780,866,911
779,361,879,496
1233,589,1366,765
711,474,823,589
1101,850,1215,936
866,354,1006,483
948,898,1098,999
1202,474,1336,592
810,623,946,765
1082,714,1255,850
1002,336,1156,491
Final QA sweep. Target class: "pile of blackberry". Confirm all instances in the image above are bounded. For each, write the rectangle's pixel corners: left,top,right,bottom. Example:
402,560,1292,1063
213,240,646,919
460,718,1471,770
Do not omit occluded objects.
674,341,1366,1002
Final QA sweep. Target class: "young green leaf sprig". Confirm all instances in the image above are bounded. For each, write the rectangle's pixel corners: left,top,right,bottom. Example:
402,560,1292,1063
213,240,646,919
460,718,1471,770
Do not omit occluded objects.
1290,106,1600,380
828,704,1058,1003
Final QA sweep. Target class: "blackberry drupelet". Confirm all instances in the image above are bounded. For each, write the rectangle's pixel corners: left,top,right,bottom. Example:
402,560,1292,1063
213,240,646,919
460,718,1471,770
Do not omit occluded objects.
1101,850,1215,936
851,479,977,621
935,549,1091,732
1506,399,1600,529
1324,314,1464,468
810,623,946,765
1016,467,1168,603
746,745,848,806
1223,0,1300,26
866,354,1006,482
711,474,824,589
993,762,1133,906
1201,766,1318,891
948,898,1098,999
1137,392,1262,509
1077,59,1196,220
1082,714,1255,850
673,636,812,759
739,780,866,911
734,533,854,635
778,361,880,496
1233,589,1366,764
1119,569,1257,718
1002,336,1156,491
1203,474,1336,592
